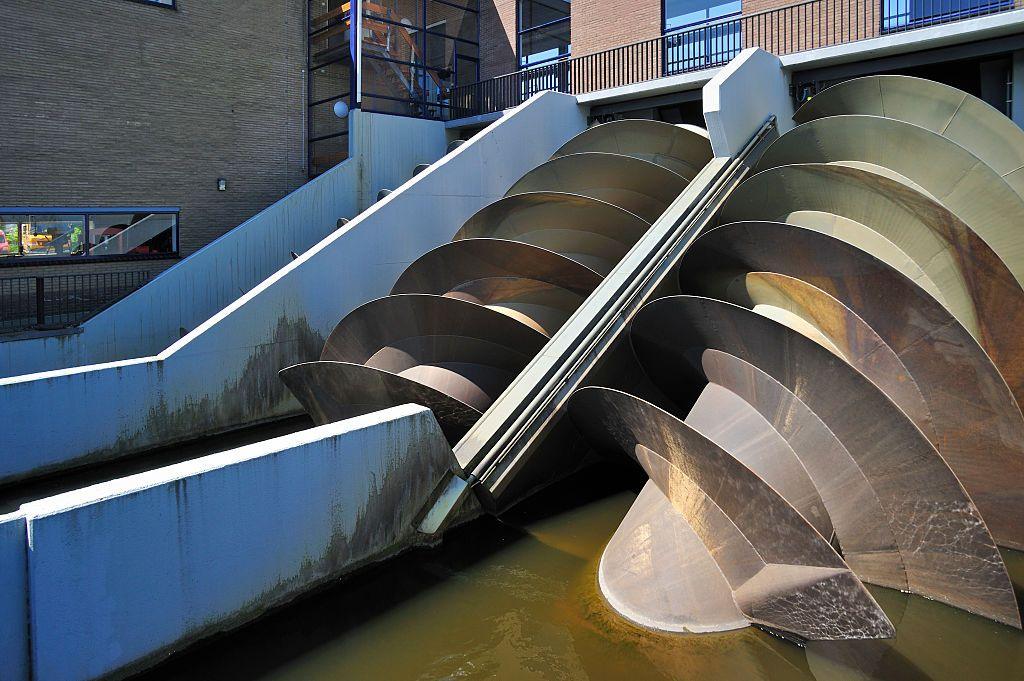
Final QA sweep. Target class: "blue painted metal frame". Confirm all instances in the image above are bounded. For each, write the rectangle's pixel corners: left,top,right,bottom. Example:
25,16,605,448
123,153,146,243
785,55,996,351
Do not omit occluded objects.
127,0,176,8
516,1,572,69
0,207,181,265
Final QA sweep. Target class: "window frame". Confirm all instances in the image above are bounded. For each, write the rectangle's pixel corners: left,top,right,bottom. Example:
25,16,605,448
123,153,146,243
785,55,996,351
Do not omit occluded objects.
662,0,742,34
0,207,181,267
516,0,571,70
127,0,177,8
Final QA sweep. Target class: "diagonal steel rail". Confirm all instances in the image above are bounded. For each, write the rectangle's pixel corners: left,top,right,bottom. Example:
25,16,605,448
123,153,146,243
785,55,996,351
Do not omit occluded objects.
417,116,778,535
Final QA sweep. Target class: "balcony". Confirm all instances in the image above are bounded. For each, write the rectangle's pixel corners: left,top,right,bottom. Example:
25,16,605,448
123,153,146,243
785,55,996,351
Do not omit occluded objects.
449,0,1020,119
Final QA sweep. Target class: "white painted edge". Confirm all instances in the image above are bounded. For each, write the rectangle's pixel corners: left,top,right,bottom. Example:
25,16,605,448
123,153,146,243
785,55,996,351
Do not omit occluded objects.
0,91,575,389
19,404,434,519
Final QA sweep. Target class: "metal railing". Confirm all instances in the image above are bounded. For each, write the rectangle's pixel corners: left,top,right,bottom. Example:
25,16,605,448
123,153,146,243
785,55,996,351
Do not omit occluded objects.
449,0,1018,118
0,270,151,334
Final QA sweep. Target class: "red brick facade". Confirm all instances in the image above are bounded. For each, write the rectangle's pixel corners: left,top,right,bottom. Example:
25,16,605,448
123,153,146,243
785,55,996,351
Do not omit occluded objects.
571,0,662,57
480,0,517,79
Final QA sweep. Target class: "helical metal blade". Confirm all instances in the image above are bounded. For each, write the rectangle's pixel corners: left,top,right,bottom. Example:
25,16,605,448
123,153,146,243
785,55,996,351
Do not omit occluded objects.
599,479,749,634
505,152,688,223
391,238,599,336
756,115,1024,293
685,382,835,540
569,386,894,641
279,361,480,444
792,75,1024,200
720,162,1024,402
630,295,1020,628
551,119,713,179
697,349,905,591
454,192,650,275
278,294,548,441
682,222,1024,551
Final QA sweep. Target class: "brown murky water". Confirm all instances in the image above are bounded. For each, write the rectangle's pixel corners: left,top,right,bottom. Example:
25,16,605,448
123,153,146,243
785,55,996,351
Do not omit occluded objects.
143,465,1024,681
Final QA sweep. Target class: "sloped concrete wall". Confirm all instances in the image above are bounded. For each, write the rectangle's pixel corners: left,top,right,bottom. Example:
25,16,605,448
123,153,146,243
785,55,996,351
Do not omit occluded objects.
0,111,446,379
0,512,28,681
17,405,451,681
0,91,587,485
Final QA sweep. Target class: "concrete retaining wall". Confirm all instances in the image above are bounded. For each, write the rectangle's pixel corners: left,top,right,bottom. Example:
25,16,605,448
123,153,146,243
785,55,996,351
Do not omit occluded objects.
0,91,587,485
0,512,28,681
10,404,451,681
0,111,446,379
703,48,794,157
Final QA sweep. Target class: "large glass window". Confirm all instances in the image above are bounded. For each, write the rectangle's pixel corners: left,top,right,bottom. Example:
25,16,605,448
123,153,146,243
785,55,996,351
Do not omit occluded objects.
517,1,570,69
663,0,741,74
359,1,480,121
0,210,178,261
664,0,740,31
881,0,1011,31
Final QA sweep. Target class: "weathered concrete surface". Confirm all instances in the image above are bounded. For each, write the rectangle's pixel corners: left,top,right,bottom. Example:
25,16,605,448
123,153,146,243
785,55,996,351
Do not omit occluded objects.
704,48,794,157
19,404,452,681
0,92,587,485
0,111,446,379
0,511,28,681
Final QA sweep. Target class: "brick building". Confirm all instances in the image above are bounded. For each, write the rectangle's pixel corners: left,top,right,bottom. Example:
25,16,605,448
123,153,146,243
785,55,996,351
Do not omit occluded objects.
0,0,307,282
2,0,1023,326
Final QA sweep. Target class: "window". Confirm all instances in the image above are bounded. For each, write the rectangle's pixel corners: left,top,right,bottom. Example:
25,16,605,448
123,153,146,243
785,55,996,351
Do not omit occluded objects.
881,0,1011,31
0,209,178,262
663,0,741,74
664,0,740,31
518,1,570,69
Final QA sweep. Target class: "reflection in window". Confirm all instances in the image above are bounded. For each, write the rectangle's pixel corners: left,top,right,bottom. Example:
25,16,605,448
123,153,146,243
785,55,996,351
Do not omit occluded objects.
0,211,177,260
665,21,741,73
0,215,84,257
518,0,570,68
881,0,1010,30
664,0,741,31
359,1,480,121
88,213,177,256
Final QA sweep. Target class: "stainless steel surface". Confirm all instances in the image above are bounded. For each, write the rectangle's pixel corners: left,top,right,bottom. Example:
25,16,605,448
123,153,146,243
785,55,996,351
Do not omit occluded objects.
792,75,1024,200
454,192,650,275
756,115,1024,296
279,361,480,443
391,238,597,336
629,295,1020,628
720,162,1024,405
569,386,894,641
552,119,713,180
682,222,1024,552
505,152,689,223
598,480,749,634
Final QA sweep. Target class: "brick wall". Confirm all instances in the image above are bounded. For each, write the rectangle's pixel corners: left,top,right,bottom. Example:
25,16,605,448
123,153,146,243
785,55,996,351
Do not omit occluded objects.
480,0,516,79
0,0,307,284
572,0,661,57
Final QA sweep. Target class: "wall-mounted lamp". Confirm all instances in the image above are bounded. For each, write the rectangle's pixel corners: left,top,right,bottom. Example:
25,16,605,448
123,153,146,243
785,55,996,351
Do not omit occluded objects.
333,100,349,119
217,178,228,191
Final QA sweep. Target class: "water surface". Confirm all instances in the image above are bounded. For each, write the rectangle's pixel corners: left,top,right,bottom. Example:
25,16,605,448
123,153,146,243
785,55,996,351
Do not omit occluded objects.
144,465,1024,680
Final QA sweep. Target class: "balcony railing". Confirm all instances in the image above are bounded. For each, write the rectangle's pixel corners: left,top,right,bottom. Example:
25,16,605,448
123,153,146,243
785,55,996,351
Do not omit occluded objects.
0,270,151,334
449,0,1018,119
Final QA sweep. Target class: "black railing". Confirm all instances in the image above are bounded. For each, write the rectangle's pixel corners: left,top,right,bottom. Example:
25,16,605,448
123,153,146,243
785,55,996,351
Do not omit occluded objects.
449,0,1019,118
0,270,151,334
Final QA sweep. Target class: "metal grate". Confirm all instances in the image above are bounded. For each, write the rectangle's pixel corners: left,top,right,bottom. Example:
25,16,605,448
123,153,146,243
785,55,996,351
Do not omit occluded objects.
449,0,1019,118
0,270,151,333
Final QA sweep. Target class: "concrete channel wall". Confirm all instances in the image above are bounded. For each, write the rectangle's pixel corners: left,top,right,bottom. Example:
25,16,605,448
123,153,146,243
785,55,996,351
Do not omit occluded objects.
0,511,28,681
0,92,588,485
0,405,453,681
0,111,448,379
